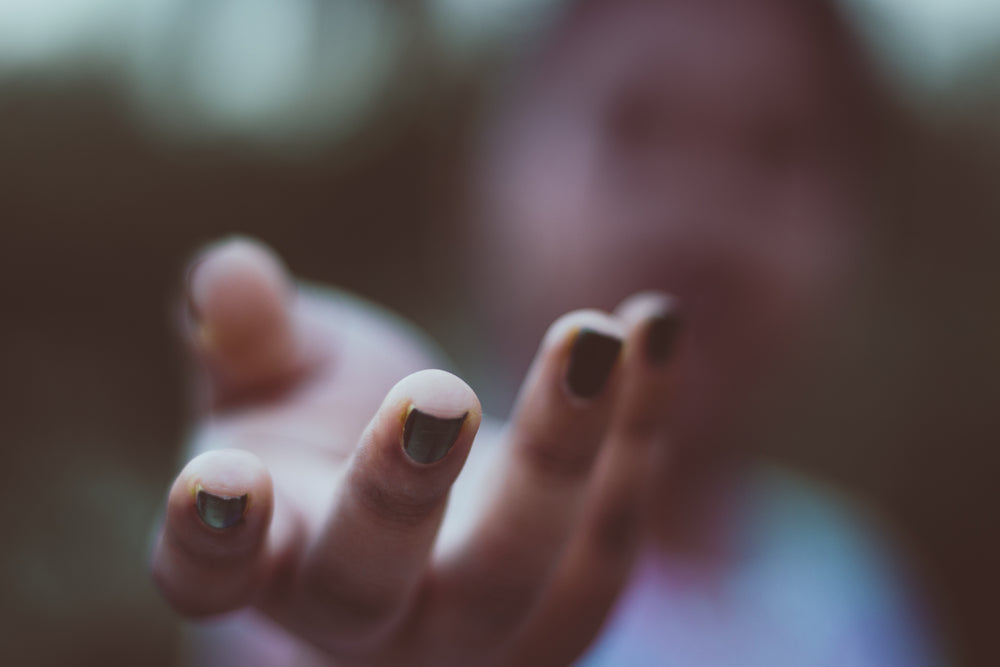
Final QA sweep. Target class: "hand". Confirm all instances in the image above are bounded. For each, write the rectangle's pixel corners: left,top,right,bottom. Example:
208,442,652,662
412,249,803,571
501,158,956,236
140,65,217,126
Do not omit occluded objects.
150,238,679,666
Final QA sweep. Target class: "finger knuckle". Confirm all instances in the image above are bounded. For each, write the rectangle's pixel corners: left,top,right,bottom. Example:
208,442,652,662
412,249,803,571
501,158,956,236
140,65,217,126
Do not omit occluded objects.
355,477,443,527
519,436,596,482
588,497,641,562
303,566,400,639
621,414,662,443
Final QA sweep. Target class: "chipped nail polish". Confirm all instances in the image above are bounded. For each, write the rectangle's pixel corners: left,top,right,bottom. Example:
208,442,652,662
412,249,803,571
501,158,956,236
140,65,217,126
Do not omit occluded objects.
566,329,622,399
403,408,467,464
645,313,681,366
196,489,248,529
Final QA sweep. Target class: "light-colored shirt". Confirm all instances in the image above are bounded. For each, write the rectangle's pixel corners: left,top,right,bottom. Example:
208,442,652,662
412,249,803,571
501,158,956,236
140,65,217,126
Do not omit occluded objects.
577,467,943,666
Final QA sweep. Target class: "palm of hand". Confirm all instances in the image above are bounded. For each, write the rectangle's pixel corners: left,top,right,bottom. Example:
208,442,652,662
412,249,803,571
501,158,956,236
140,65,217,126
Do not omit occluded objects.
152,238,678,667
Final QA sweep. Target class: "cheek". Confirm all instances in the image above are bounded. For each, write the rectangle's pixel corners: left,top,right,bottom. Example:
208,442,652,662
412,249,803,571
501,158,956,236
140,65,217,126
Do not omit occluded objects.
767,179,859,317
714,198,856,375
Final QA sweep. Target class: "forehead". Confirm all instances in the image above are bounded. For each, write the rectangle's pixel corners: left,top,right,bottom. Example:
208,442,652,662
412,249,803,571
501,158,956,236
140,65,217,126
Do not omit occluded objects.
532,0,844,119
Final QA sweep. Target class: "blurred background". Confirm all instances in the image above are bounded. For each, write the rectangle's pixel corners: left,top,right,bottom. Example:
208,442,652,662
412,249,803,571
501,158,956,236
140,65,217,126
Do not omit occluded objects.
0,0,998,665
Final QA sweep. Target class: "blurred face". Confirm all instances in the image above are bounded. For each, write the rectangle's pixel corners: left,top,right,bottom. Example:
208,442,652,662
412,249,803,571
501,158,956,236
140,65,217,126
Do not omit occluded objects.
479,0,870,444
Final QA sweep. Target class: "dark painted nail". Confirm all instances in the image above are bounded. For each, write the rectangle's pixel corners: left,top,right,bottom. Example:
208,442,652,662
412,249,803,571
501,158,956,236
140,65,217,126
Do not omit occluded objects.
645,313,681,366
196,490,248,529
566,329,622,399
403,408,467,464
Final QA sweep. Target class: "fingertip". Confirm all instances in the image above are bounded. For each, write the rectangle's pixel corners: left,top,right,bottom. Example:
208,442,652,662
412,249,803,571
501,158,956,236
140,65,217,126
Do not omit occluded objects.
536,310,625,403
386,369,482,422
153,449,275,617
166,449,273,550
614,292,682,368
541,309,626,353
382,369,482,466
613,291,678,327
181,237,305,399
176,448,270,504
186,236,293,338
178,448,271,500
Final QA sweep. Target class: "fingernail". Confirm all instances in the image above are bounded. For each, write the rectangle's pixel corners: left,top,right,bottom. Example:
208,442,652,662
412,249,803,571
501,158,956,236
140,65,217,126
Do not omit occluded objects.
196,489,248,529
566,329,622,399
403,408,467,464
645,313,681,366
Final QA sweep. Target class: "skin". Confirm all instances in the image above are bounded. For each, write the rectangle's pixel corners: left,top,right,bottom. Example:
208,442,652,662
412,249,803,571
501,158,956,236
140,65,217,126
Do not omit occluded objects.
152,0,880,663
152,238,678,666
473,0,873,550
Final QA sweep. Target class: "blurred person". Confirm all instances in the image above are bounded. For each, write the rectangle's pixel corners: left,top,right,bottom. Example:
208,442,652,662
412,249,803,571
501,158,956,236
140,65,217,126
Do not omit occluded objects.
150,0,943,665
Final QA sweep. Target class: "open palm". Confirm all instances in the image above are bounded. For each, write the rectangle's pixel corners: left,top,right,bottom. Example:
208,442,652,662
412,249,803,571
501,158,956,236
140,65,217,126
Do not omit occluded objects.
151,238,679,667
